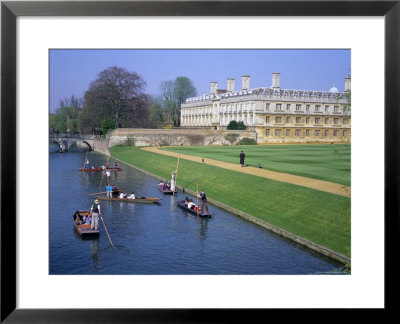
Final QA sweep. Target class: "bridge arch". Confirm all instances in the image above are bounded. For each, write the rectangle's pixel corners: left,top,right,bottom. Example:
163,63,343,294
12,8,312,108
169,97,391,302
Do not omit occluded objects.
50,139,61,150
81,141,93,151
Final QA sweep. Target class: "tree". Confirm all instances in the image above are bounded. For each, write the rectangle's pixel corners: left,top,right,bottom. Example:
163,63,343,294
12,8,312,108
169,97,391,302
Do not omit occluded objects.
59,95,83,109
148,98,166,128
101,119,115,135
159,76,197,127
342,90,351,113
224,133,240,145
173,76,196,105
49,106,79,132
83,66,150,130
227,120,238,130
227,120,246,130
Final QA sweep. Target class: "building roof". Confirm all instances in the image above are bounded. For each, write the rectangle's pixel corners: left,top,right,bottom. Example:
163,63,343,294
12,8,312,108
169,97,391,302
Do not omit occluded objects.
184,86,345,104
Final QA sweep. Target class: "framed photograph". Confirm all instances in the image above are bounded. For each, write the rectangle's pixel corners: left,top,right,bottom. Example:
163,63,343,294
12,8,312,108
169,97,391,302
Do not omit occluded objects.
1,0,398,321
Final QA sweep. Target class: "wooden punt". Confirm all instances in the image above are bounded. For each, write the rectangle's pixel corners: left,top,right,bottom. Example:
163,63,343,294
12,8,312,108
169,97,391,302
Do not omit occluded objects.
79,167,123,172
73,210,99,236
176,200,212,217
95,196,160,204
158,183,176,195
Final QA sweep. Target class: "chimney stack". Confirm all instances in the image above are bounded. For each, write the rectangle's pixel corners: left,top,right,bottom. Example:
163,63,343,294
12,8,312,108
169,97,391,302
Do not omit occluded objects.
272,72,280,88
227,78,235,92
344,76,351,92
241,75,250,90
210,81,218,94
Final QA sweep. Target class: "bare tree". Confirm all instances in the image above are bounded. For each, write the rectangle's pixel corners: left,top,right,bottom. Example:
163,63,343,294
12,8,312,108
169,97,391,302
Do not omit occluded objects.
59,95,83,109
83,66,149,129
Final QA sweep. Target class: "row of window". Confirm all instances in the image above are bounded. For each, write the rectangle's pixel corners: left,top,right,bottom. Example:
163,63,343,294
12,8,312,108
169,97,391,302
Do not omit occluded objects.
265,116,348,125
265,129,348,137
266,103,341,113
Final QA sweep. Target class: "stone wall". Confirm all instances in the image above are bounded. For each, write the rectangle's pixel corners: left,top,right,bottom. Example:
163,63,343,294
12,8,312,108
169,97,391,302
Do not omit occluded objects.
93,138,110,155
107,128,257,147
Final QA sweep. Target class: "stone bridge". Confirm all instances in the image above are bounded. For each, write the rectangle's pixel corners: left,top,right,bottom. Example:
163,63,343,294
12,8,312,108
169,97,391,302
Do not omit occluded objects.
49,133,99,152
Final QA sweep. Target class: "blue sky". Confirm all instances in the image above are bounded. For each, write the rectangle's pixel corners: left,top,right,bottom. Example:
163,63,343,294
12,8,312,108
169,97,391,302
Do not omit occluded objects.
49,49,350,112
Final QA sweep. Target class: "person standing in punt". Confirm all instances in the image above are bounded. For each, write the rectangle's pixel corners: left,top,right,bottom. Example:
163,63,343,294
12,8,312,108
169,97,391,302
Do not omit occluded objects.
197,190,208,212
106,184,113,198
239,150,245,167
171,171,177,193
105,169,111,185
90,199,101,231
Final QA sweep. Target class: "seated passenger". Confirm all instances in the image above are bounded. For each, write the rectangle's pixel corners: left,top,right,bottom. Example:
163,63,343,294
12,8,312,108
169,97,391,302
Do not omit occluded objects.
187,200,195,210
85,215,92,224
183,197,190,207
127,192,136,199
119,192,127,199
91,166,95,170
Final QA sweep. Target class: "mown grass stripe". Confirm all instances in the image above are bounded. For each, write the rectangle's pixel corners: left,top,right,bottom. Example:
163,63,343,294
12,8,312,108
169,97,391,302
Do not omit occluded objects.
162,144,351,186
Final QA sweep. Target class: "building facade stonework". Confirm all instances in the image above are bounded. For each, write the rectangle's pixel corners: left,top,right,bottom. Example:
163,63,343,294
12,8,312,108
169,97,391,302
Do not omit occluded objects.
180,73,351,144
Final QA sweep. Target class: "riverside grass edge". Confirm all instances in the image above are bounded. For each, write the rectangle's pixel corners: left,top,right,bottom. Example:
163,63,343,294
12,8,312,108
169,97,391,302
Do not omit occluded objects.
108,146,350,265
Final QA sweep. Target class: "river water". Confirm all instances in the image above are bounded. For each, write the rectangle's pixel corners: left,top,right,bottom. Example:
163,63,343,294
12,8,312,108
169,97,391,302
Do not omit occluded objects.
49,146,344,275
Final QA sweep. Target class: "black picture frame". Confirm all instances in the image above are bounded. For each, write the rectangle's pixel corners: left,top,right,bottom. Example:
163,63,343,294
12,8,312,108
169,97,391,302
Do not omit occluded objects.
1,0,398,322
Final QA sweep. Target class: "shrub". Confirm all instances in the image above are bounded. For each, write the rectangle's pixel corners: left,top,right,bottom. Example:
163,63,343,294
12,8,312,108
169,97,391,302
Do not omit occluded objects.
237,137,257,145
224,133,240,145
226,120,238,130
227,120,246,130
236,121,246,130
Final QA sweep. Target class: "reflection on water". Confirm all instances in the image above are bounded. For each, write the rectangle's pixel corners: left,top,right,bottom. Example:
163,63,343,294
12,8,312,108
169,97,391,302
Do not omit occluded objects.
50,151,345,275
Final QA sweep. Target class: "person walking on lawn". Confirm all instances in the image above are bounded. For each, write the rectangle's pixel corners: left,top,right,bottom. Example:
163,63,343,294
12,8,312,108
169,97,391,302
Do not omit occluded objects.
239,150,245,167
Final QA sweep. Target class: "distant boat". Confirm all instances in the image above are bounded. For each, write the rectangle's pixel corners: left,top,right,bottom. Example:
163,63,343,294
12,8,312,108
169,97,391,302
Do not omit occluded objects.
79,167,122,172
95,196,160,204
158,183,176,195
73,210,99,237
176,200,212,217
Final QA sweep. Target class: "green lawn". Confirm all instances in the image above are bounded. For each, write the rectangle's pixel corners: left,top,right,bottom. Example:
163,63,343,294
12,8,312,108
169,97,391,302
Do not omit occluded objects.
111,146,351,258
162,144,351,186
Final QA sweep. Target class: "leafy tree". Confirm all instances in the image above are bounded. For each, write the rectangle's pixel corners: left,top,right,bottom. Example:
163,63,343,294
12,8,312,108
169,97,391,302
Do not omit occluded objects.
173,76,196,105
227,120,238,130
82,66,150,130
237,121,246,130
227,120,246,130
49,106,79,132
342,90,351,113
337,84,351,114
159,76,197,127
101,118,115,135
148,99,166,128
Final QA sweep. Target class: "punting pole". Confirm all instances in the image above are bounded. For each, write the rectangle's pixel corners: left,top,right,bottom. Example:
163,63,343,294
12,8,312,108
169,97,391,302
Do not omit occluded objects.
99,155,110,188
196,178,199,218
83,147,89,169
89,191,107,196
101,216,116,249
175,153,180,194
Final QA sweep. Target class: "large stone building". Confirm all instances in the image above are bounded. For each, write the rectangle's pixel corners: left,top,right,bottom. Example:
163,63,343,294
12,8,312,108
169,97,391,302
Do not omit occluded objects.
180,73,351,144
